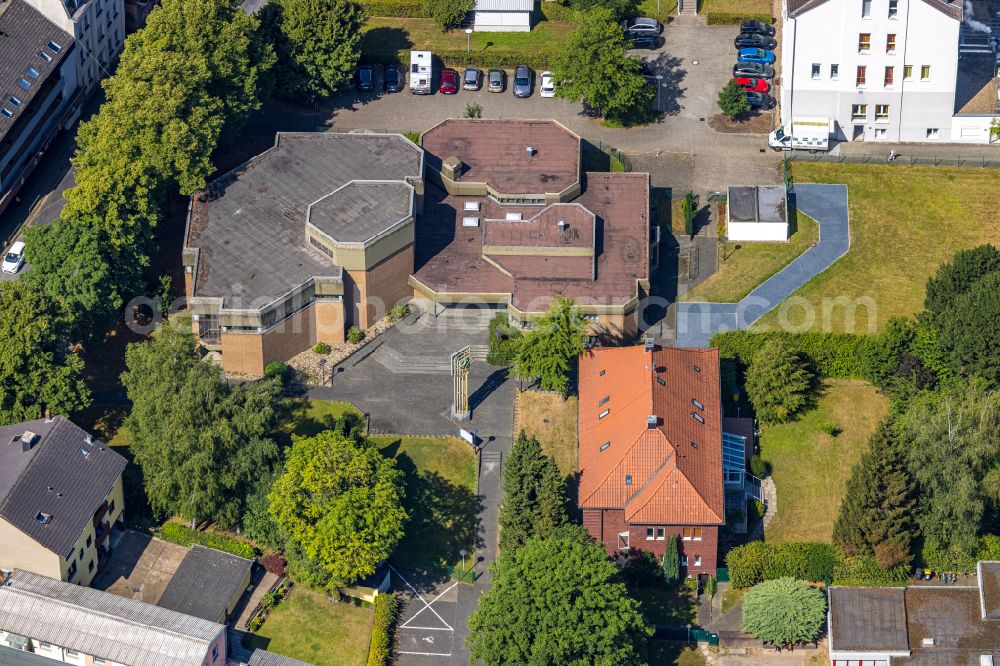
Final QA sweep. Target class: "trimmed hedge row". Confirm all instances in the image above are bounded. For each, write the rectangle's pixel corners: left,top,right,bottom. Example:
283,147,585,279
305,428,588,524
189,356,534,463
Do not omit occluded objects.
361,0,429,17
833,556,910,587
158,523,258,559
705,11,772,24
727,541,839,588
367,593,401,666
363,47,554,70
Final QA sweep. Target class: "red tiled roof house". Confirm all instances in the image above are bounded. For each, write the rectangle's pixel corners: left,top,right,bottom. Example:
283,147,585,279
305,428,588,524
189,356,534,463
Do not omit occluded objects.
578,344,748,578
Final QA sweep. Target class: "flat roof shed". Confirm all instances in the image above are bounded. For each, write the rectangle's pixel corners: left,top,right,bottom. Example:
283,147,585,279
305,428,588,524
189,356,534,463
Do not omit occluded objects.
156,545,252,624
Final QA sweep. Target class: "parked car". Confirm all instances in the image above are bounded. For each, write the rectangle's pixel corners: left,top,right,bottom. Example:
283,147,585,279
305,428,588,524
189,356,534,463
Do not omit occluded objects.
733,61,775,79
487,68,506,92
738,48,775,64
734,33,776,49
384,64,404,93
745,91,776,109
2,241,25,274
627,34,659,50
733,76,770,93
741,19,775,36
539,71,557,97
440,68,459,94
463,67,481,91
513,64,532,97
356,64,374,92
621,16,662,35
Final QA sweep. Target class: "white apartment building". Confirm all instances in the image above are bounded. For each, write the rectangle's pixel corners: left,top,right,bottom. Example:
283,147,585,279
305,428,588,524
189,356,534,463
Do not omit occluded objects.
22,0,125,94
782,0,1000,143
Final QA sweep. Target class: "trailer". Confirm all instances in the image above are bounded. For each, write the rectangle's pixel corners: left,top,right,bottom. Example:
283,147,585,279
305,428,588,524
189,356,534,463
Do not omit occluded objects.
409,51,433,95
768,117,832,152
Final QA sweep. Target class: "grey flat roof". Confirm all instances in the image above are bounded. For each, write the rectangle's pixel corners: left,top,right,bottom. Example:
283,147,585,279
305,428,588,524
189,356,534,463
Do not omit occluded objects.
308,181,412,244
900,586,1000,666
187,133,423,308
728,186,786,224
156,545,252,622
0,644,65,666
829,587,909,652
248,649,316,666
0,570,223,666
981,561,1000,620
0,417,127,557
0,0,73,144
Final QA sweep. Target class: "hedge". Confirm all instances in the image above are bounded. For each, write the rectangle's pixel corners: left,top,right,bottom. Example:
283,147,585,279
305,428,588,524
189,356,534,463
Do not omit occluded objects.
361,0,429,17
367,593,401,666
833,556,910,587
363,47,554,71
727,541,839,588
157,523,258,559
705,11,772,24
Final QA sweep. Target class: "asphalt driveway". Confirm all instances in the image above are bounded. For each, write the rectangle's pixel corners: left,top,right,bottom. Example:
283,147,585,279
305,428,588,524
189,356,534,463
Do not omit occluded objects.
675,183,851,347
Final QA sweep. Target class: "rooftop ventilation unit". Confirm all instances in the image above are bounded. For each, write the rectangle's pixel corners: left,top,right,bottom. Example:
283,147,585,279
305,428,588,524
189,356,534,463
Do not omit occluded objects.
85,435,93,445
922,638,935,647
647,415,657,429
17,432,36,452
526,146,535,156
35,512,52,525
558,220,567,232
644,336,655,352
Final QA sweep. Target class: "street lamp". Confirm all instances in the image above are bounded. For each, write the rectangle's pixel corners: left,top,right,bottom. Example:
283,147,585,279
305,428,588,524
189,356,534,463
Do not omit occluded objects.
465,28,473,54
687,623,692,645
459,548,468,576
318,358,328,385
655,74,663,112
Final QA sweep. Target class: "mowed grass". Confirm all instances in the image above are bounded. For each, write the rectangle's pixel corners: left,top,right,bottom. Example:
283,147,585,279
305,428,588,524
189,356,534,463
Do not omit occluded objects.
277,398,365,441
762,380,887,543
700,0,773,17
252,588,374,666
681,210,819,303
513,390,578,477
754,163,1000,333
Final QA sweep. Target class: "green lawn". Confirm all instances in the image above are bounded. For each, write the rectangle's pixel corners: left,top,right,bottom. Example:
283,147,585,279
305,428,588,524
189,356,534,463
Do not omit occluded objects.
276,398,365,442
700,0,772,18
648,641,709,665
638,0,679,19
369,435,478,575
681,210,818,303
754,163,1000,333
762,380,887,543
251,588,374,666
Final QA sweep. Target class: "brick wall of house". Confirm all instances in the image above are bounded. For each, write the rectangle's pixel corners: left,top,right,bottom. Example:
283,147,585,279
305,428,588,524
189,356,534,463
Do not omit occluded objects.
627,524,719,577
346,244,414,329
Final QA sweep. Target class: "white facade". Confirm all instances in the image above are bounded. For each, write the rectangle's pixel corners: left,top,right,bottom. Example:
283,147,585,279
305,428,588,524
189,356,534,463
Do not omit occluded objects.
782,0,966,143
23,0,125,94
473,0,534,31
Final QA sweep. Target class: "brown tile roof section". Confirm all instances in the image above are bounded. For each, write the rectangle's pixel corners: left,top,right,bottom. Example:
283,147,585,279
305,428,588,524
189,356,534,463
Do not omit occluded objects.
483,204,594,250
787,0,961,19
578,346,724,525
421,119,580,194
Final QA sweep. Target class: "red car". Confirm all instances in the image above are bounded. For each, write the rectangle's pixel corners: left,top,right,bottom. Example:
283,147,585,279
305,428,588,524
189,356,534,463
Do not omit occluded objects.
440,68,459,94
733,77,770,93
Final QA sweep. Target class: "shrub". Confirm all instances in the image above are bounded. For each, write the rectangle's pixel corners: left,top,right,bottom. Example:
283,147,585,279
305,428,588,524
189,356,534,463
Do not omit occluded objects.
264,361,294,385
313,342,332,355
683,577,699,592
367,593,401,666
389,303,410,322
361,0,428,16
727,541,839,589
705,11,772,24
261,553,288,577
749,454,768,478
347,326,364,344
747,499,765,520
978,535,1000,561
464,102,483,118
680,191,696,237
487,312,523,366
833,555,910,586
425,0,474,29
706,575,717,598
158,523,258,559
819,421,841,436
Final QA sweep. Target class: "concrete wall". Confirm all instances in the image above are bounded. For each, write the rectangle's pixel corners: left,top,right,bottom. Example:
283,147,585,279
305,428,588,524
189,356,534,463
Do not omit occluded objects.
950,114,1000,143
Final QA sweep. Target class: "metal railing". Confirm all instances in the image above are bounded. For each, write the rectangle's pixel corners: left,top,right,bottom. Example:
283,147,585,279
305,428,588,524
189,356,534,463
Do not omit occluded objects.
784,151,1000,168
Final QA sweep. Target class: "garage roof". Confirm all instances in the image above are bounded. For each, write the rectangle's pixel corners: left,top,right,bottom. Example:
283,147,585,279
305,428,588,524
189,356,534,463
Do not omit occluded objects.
156,545,252,623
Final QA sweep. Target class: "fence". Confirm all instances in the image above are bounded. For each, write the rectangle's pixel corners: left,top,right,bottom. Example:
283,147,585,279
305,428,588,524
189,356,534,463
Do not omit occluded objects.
589,140,634,172
784,151,1000,169
653,626,720,646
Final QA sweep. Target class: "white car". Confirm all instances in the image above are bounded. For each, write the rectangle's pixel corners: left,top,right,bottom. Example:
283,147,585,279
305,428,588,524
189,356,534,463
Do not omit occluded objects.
2,241,25,274
540,71,556,98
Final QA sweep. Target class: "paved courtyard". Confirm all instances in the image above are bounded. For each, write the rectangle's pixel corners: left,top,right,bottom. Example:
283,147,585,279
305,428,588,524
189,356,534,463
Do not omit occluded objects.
91,530,188,605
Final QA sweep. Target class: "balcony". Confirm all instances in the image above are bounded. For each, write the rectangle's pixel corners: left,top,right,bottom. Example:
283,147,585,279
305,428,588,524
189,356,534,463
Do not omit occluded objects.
92,500,109,527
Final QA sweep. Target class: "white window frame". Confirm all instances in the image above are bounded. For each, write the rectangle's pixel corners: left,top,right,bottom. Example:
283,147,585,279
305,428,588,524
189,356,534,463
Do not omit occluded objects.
811,63,820,79
656,528,665,540
646,528,655,541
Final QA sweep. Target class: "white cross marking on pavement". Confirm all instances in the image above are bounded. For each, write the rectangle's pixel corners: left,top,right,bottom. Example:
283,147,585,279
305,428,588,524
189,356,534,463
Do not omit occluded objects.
390,565,457,632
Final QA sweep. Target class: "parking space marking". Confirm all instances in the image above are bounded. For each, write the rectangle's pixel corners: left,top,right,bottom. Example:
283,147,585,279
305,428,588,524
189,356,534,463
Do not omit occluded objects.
391,565,457,632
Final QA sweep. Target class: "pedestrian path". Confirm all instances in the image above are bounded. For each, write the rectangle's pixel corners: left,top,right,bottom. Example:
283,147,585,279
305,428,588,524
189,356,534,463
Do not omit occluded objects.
675,184,850,347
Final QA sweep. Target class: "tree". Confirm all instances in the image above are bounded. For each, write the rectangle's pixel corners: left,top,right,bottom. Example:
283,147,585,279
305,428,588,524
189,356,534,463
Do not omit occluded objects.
569,0,637,19
498,431,568,552
745,339,815,424
832,419,918,568
260,0,365,102
552,8,654,125
0,282,90,423
467,525,652,665
718,80,750,118
513,296,587,395
923,244,1000,321
681,190,697,237
741,577,826,646
122,321,281,528
424,0,474,30
662,534,680,586
240,471,284,551
268,430,406,590
936,270,1000,384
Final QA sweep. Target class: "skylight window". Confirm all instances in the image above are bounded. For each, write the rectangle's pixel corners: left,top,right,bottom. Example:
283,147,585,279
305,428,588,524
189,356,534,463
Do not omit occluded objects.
691,412,705,424
1,108,11,118
8,97,21,107
19,79,31,90
599,442,611,452
657,377,666,386
47,40,62,52
35,512,52,525
625,474,632,485
27,68,40,79
692,398,704,410
39,50,52,63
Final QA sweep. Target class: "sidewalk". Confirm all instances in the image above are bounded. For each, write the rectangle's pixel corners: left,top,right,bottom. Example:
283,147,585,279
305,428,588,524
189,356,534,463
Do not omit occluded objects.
833,139,1000,160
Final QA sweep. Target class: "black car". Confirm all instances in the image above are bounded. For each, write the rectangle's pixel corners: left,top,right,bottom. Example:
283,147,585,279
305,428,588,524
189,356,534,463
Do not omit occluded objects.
745,91,776,109
384,64,404,93
734,33,776,49
357,64,374,92
733,61,774,79
741,19,775,36
627,34,659,49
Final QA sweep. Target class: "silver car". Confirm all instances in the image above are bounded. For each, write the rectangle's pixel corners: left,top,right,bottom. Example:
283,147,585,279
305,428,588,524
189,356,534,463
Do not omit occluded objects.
513,64,532,98
621,17,663,35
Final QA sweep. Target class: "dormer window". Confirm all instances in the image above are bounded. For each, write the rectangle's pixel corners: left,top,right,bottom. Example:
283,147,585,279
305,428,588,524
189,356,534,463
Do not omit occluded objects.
39,50,52,63
35,512,52,525
8,96,21,107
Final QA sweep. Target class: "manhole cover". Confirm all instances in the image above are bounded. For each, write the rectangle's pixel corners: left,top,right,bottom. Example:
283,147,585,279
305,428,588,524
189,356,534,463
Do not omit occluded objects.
692,59,700,65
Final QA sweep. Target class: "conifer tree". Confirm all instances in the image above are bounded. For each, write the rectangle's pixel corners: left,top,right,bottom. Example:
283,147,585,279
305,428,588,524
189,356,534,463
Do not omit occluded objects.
498,431,569,552
662,534,680,586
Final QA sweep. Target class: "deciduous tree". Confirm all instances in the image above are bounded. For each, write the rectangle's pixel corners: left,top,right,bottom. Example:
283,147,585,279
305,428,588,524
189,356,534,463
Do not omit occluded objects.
936,270,1000,384
718,80,750,118
424,0,473,30
468,525,652,665
745,339,815,424
513,296,587,395
498,431,568,552
742,577,826,646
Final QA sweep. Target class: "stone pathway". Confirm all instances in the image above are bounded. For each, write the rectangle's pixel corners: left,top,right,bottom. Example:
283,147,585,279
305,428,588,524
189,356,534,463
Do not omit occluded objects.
761,478,778,531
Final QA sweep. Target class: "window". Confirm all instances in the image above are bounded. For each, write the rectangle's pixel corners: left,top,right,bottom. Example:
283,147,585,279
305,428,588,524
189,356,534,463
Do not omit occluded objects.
67,560,77,579
886,34,896,52
625,474,632,485
904,64,912,79
8,96,21,107
811,63,820,78
598,409,610,419
27,67,39,78
39,50,52,62
47,40,62,52
19,78,30,90
0,108,11,118
926,128,939,139
875,127,887,139
212,646,219,661
95,659,107,665
88,560,95,573
851,104,867,120
598,396,610,407
884,66,894,86
108,499,115,513
694,555,702,567
656,528,665,540
646,528,655,541
861,0,871,16
692,398,704,410
682,527,703,540
599,441,611,452
598,369,606,377
888,0,898,15
34,511,50,524
681,556,688,566
858,33,870,52
830,63,839,79
875,104,890,121
86,534,93,548
920,65,930,80
66,651,79,658
856,66,867,86
691,412,705,424
39,643,52,650
656,376,666,386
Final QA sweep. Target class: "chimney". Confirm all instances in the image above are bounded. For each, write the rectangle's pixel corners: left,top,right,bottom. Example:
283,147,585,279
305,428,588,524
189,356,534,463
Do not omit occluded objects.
526,146,535,157
644,336,655,352
647,415,657,429
20,431,36,452
44,409,51,420
441,156,464,181
85,435,93,446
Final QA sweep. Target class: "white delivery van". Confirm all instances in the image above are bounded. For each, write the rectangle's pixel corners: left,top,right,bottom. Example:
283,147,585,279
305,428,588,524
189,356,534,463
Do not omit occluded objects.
768,117,832,152
409,50,433,94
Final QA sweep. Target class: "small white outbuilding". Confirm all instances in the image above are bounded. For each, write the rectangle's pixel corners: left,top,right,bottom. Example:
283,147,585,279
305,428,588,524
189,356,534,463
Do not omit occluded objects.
473,0,535,32
726,186,788,242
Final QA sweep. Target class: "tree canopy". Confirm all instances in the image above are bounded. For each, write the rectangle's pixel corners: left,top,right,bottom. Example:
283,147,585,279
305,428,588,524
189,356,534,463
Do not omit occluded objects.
467,525,652,665
269,430,407,590
261,0,365,101
552,8,654,125
923,244,1000,321
424,0,474,29
513,296,587,395
498,431,568,552
742,577,826,646
745,339,815,424
121,321,280,527
718,80,750,118
936,270,1000,385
